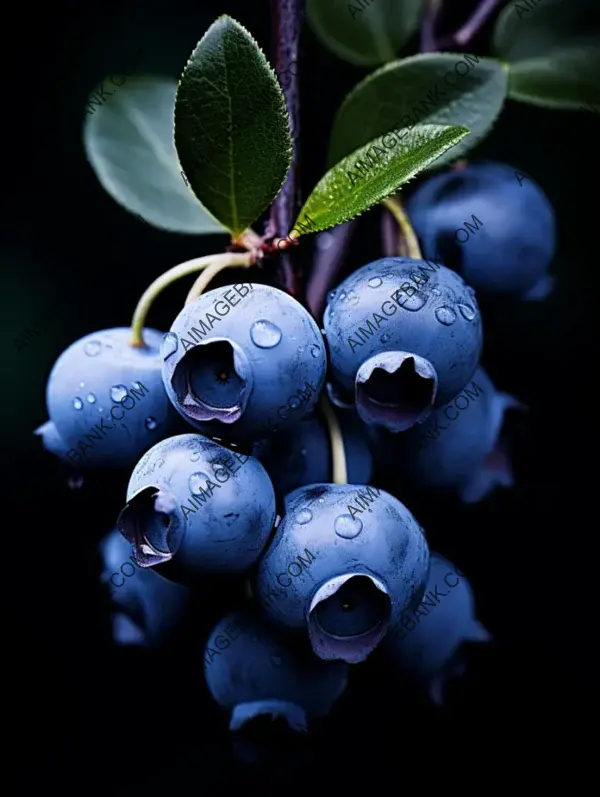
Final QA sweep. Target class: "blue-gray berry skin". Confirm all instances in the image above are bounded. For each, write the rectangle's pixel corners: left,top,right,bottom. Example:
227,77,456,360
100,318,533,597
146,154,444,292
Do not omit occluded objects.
39,327,180,469
256,483,430,664
117,433,276,581
383,552,490,705
257,412,373,502
373,366,524,503
99,528,190,648
161,284,327,443
323,258,482,432
204,609,348,733
406,161,556,298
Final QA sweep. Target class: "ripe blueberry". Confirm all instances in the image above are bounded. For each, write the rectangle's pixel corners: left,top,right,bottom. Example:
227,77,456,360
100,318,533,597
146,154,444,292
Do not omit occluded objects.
39,327,180,469
117,433,276,581
256,483,430,664
406,161,556,299
323,257,483,431
161,283,327,442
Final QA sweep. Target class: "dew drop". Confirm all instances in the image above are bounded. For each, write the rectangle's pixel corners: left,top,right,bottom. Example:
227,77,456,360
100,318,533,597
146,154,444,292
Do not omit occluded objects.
84,340,102,357
79,382,85,389
339,292,347,301
145,417,157,431
432,288,442,297
335,514,363,539
189,472,210,494
110,385,129,403
381,333,390,343
190,451,202,463
368,276,383,288
296,509,313,525
163,332,179,360
86,393,96,404
250,320,282,348
457,303,476,321
435,306,457,326
327,290,336,303
73,397,83,410
401,291,427,312
310,344,321,358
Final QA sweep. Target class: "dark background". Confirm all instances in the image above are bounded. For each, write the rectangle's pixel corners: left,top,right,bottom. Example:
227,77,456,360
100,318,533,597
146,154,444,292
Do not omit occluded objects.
6,0,598,789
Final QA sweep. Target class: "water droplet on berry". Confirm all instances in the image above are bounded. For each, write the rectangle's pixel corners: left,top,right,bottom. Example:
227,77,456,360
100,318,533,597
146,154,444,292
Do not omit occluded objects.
86,393,96,404
110,385,128,403
335,514,363,539
327,290,336,302
296,509,312,525
73,397,83,410
432,288,441,296
457,303,476,321
79,382,85,388
435,306,457,325
145,417,157,431
368,276,382,288
189,472,210,494
84,340,102,356
190,450,202,462
163,332,178,360
381,333,390,343
310,344,321,358
401,292,427,312
250,320,282,348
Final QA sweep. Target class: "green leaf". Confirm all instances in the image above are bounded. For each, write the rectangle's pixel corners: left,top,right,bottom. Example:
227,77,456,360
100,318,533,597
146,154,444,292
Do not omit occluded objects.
174,16,292,237
292,124,469,237
327,53,507,171
83,76,227,234
492,0,600,63
507,46,600,110
307,0,426,67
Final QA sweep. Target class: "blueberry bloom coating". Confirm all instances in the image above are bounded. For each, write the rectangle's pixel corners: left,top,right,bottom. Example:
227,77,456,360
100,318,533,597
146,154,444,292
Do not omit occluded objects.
257,411,373,503
383,552,490,705
323,258,482,432
117,433,276,581
204,609,348,734
161,284,327,443
99,528,190,648
256,483,430,664
406,161,556,298
376,366,524,503
39,327,180,469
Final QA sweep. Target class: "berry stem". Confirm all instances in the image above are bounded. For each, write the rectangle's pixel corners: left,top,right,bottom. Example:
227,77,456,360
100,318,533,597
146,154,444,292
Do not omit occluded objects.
185,253,255,305
129,253,253,348
452,0,503,47
382,197,423,260
320,395,348,485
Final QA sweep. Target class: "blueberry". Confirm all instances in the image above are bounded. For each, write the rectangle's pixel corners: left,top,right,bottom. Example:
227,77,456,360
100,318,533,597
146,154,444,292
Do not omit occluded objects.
374,366,525,503
383,552,491,705
117,433,276,581
99,527,190,647
255,483,430,664
38,327,180,469
204,609,348,736
256,411,373,502
323,257,483,431
161,283,327,442
406,161,556,299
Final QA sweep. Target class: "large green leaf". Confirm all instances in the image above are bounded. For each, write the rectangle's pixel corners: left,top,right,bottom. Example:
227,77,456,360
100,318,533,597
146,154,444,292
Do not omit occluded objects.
492,0,600,63
174,16,292,237
83,76,227,234
307,0,426,67
292,124,469,237
327,53,507,171
507,46,600,110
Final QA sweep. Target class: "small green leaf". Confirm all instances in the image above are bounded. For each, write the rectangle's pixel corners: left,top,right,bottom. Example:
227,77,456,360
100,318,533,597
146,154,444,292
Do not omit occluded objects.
292,124,469,237
492,0,600,63
174,16,292,237
307,0,426,67
83,76,227,234
327,53,507,171
507,46,600,109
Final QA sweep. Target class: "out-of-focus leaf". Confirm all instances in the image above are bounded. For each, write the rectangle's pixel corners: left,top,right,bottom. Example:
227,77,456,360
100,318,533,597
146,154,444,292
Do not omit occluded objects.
83,75,226,234
307,0,426,67
328,53,507,170
174,15,292,237
293,124,469,237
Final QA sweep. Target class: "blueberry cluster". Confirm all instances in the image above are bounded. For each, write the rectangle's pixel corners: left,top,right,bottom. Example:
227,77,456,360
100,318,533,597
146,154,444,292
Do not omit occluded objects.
38,158,554,750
